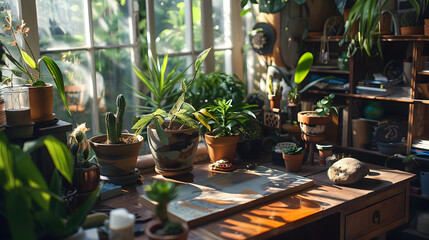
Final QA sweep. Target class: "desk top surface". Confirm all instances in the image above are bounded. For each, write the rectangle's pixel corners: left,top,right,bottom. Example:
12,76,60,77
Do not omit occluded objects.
97,160,415,240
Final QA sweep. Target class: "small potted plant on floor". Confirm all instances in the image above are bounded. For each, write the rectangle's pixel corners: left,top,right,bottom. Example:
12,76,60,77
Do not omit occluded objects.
297,94,338,143
131,48,212,176
144,180,188,240
69,123,100,199
89,94,144,182
282,146,304,172
202,98,257,163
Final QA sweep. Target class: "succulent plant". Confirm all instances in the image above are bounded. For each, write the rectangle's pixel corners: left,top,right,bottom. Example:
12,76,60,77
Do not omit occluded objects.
283,146,303,155
315,94,338,117
106,94,126,144
68,123,91,168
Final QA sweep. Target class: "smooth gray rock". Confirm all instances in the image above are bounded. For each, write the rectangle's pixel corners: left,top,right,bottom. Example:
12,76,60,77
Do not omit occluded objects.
327,157,370,185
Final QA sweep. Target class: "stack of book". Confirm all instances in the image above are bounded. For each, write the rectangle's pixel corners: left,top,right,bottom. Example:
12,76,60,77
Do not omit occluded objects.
412,139,429,158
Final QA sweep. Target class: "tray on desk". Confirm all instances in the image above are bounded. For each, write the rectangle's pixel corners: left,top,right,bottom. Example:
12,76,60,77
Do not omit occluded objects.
140,166,314,227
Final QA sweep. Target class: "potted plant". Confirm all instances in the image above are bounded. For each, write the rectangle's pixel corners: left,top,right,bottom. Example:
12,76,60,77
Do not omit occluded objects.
131,48,212,176
400,10,424,35
340,0,427,57
1,10,70,122
68,123,100,199
267,76,282,109
297,94,338,143
202,98,257,163
282,146,304,172
0,132,100,240
144,180,188,240
89,94,144,181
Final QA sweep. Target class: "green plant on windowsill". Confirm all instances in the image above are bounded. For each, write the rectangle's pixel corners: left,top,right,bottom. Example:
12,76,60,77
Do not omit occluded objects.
1,10,70,115
144,180,186,237
283,146,303,155
131,48,213,145
201,98,257,138
0,132,100,240
315,93,338,117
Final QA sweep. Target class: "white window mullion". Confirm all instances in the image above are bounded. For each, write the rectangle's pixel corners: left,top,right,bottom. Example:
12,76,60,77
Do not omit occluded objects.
201,0,214,73
146,0,157,63
230,0,244,81
184,0,195,73
84,0,99,134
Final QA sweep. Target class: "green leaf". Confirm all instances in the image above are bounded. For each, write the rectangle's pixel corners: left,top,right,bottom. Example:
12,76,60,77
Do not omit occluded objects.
21,50,37,69
0,132,14,189
154,119,168,145
5,53,30,76
32,80,46,87
195,48,211,71
193,112,211,132
295,52,313,84
315,108,324,116
23,135,73,184
240,8,251,17
65,187,100,237
176,112,198,129
168,92,185,120
241,0,248,8
39,56,71,116
6,189,36,240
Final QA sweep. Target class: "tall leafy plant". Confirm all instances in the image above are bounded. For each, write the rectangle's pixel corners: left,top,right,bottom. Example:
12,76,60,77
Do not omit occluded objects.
132,48,213,145
1,10,70,115
0,132,100,240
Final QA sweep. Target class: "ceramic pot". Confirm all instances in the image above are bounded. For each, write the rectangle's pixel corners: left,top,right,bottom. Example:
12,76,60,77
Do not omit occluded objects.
147,122,199,176
297,111,330,143
89,134,143,177
316,144,333,166
425,19,429,35
28,83,54,122
268,94,281,109
145,220,189,240
73,163,100,193
282,152,303,172
287,102,300,123
205,133,240,163
401,26,424,35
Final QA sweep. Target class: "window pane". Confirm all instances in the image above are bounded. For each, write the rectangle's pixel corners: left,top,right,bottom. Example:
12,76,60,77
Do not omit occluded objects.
155,0,202,54
36,0,87,50
95,47,136,133
43,52,96,136
214,50,225,72
92,0,132,46
212,0,231,48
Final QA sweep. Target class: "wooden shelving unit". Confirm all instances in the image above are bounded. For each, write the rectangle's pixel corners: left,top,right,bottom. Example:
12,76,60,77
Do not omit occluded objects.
299,35,429,155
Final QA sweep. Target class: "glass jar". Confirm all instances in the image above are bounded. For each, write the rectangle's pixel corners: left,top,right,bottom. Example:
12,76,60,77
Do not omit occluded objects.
3,86,31,126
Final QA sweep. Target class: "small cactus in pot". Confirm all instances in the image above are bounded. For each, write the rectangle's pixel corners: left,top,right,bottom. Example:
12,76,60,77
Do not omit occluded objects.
106,94,126,144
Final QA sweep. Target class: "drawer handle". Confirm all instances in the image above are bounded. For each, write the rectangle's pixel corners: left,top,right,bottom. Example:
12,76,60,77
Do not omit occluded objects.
373,210,381,224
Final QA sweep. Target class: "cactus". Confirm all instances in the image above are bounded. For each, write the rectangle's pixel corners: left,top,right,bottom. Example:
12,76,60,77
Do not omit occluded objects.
69,123,91,168
105,94,126,144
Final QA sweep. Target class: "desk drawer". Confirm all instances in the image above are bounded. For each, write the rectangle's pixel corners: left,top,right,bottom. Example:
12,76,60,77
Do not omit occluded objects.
345,192,405,240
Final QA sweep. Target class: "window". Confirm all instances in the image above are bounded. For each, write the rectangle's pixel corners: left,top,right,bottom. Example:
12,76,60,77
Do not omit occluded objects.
146,0,243,76
1,0,244,136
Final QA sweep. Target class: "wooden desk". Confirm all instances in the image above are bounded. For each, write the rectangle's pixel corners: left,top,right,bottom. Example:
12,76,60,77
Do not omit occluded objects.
98,161,415,240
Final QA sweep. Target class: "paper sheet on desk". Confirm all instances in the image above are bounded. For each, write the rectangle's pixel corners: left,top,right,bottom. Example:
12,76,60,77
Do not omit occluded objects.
140,166,314,227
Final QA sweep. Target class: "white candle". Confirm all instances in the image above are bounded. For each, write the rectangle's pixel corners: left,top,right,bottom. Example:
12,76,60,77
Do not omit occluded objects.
109,208,135,240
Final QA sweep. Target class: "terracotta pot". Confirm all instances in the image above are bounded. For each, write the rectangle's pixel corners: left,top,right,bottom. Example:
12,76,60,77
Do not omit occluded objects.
147,122,199,176
89,134,143,177
268,94,281,109
401,26,424,35
297,111,331,142
73,163,100,193
204,133,239,163
379,12,392,34
28,84,54,122
145,220,189,240
316,144,333,166
282,152,303,172
425,19,429,35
